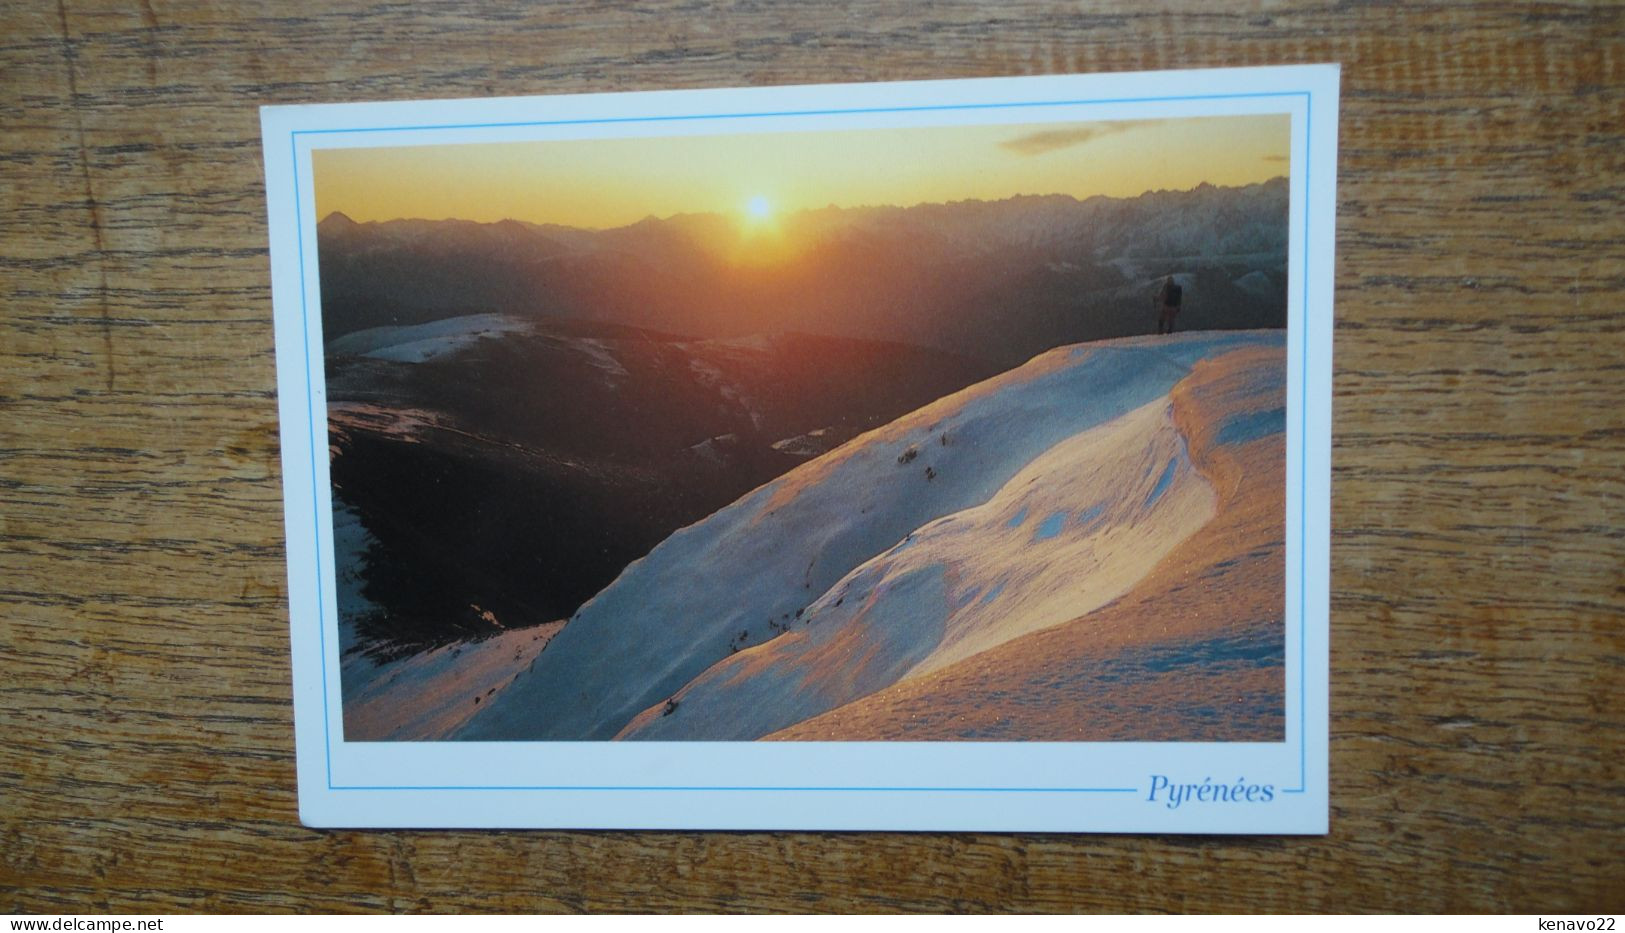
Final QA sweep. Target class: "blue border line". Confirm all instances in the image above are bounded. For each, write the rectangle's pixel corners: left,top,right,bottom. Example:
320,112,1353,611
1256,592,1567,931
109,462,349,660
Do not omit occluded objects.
291,135,336,791
293,90,1306,137
1283,95,1312,795
341,785,1141,793
288,90,1316,796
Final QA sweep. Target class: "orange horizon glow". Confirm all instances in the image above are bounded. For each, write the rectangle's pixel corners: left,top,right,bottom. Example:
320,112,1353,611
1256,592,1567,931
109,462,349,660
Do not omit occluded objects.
313,114,1290,230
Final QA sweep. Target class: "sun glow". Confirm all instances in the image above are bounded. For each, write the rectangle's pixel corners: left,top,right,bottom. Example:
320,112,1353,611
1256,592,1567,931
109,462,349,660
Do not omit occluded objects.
731,194,795,266
314,115,1290,230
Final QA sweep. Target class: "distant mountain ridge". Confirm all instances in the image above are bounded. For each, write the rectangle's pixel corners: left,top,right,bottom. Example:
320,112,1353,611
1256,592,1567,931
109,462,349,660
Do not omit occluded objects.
318,179,1288,368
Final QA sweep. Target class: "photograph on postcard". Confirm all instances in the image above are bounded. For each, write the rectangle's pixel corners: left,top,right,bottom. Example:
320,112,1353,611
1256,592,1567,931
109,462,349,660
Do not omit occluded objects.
312,112,1292,743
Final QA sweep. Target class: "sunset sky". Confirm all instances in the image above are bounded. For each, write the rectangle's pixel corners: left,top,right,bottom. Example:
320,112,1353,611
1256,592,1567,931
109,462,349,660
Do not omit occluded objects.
314,113,1289,229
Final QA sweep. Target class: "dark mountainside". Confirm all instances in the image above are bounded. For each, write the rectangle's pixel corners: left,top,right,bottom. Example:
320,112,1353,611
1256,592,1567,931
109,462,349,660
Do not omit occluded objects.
318,179,1288,370
321,181,1288,661
327,319,997,659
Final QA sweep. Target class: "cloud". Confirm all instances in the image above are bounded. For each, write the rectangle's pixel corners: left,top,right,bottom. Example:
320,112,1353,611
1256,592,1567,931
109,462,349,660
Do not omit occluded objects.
998,120,1147,157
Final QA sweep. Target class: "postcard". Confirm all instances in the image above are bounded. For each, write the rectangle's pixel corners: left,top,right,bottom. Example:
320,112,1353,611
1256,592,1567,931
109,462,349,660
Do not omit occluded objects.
261,64,1337,832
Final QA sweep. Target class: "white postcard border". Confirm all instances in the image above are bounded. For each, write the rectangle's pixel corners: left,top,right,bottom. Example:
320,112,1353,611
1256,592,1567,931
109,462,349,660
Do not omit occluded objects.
263,64,1338,832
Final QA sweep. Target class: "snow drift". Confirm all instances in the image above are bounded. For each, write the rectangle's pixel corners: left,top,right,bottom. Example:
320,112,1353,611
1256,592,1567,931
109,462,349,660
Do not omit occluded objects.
457,329,1281,741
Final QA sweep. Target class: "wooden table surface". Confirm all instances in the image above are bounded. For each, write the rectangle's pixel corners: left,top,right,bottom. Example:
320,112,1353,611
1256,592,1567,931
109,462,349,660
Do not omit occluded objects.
3,0,1621,914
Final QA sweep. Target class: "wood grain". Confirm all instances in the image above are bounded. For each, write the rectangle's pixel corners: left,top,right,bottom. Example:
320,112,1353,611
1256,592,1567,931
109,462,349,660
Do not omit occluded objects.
3,0,1621,914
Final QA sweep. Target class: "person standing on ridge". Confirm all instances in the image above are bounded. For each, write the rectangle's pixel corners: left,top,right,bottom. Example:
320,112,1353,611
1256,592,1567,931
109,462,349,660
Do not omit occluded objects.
1154,275,1183,335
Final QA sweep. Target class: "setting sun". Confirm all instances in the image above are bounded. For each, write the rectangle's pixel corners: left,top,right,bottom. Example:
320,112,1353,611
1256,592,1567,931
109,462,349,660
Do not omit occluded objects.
314,115,1288,229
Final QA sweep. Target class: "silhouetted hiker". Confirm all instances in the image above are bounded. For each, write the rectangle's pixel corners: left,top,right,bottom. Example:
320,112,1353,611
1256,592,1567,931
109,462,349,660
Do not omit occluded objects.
1155,275,1183,335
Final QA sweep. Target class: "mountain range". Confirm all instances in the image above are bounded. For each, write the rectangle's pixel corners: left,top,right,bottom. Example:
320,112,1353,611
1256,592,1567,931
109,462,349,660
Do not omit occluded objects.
322,181,1291,738
318,178,1287,370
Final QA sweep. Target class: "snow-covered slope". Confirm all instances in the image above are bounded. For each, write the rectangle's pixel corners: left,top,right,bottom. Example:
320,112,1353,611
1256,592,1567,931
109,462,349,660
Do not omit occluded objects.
769,341,1288,741
325,313,532,363
343,622,563,741
616,397,1216,740
456,330,1278,741
333,492,566,740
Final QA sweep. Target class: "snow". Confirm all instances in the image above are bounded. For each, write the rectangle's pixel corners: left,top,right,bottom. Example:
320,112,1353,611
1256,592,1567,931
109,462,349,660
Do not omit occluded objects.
1107,257,1146,281
714,334,775,351
770,428,836,458
570,337,630,380
456,329,1277,741
1215,406,1285,446
331,496,381,667
1111,272,1197,305
326,313,532,363
1033,511,1068,540
684,434,739,465
327,402,445,444
343,622,564,741
332,491,567,740
1232,270,1277,300
762,338,1290,742
684,354,765,431
616,397,1216,739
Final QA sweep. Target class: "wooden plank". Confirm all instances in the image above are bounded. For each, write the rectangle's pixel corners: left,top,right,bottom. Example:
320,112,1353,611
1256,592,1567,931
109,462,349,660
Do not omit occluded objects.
2,0,1620,913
